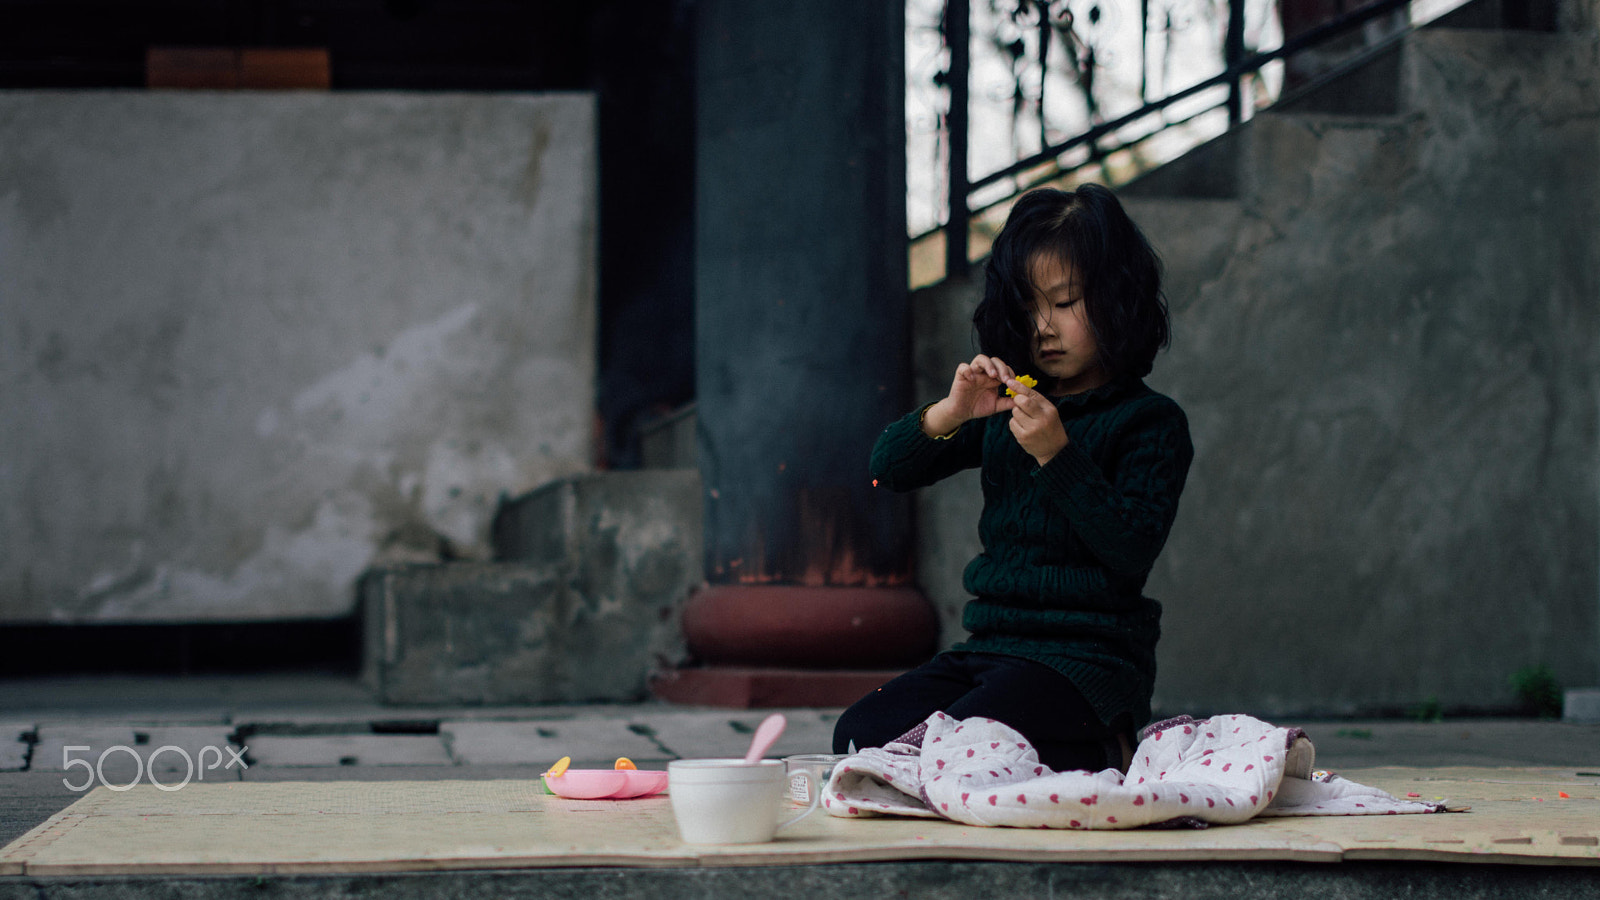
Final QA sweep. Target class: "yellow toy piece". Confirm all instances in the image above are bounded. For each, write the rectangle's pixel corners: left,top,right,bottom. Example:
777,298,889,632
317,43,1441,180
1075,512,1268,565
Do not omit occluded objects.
1006,374,1039,396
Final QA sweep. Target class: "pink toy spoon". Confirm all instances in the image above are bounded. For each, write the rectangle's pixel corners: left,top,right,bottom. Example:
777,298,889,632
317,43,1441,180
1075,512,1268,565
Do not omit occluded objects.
743,713,787,765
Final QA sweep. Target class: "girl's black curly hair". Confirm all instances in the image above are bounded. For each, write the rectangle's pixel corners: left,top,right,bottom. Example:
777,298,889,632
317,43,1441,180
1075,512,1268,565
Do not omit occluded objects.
971,184,1170,382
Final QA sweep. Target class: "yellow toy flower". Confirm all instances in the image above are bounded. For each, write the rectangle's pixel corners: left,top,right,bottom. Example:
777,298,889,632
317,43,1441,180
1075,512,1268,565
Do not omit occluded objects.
1005,374,1038,396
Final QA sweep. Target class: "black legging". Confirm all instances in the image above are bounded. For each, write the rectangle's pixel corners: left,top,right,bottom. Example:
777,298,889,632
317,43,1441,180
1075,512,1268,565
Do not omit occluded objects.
833,651,1126,773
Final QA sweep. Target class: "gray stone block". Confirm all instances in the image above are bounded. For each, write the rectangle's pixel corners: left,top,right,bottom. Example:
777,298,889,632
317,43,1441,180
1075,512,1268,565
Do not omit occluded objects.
362,470,701,705
493,470,701,570
365,563,580,705
362,558,688,705
494,470,702,662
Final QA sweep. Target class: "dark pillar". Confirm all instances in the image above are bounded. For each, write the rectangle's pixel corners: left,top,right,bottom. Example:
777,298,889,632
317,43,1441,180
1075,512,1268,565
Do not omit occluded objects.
653,0,938,706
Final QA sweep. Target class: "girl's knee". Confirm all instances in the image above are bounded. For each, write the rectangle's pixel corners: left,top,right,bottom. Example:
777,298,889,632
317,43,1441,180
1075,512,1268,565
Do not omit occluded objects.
832,690,909,754
832,696,877,754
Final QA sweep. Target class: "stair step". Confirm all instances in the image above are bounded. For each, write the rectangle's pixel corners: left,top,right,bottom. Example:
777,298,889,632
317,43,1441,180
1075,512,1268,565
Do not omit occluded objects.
492,469,702,574
360,557,682,705
1120,0,1565,206
1274,40,1405,117
361,562,614,705
361,470,704,705
500,469,701,691
1426,0,1560,31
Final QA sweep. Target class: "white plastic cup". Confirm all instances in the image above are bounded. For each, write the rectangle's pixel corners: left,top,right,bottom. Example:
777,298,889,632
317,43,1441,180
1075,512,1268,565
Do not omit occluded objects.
668,758,819,844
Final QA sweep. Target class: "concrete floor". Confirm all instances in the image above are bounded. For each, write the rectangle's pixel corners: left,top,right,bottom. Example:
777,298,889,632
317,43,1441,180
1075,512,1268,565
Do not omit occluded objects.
2,674,1598,898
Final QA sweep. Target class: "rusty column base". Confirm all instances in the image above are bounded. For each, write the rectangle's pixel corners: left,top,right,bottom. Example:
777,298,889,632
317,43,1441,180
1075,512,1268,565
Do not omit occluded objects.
649,584,938,709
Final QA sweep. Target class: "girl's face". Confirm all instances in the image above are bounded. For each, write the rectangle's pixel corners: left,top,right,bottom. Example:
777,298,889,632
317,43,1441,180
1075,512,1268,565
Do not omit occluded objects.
1026,251,1108,396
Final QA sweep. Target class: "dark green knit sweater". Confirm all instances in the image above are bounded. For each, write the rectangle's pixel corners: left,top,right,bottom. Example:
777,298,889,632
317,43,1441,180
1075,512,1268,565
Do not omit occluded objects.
869,377,1193,730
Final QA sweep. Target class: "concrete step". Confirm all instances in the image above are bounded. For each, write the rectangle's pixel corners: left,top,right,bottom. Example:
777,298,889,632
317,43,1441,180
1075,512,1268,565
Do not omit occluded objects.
1269,0,1561,120
360,470,704,706
492,468,701,579
1426,0,1561,30
494,467,702,688
1120,4,1413,200
1233,26,1590,214
1121,0,1564,205
1274,40,1405,116
360,562,612,705
358,559,679,706
4,859,1595,900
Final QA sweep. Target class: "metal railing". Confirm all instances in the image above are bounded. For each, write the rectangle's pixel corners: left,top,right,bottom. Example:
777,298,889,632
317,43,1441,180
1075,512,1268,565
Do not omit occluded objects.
922,0,1434,283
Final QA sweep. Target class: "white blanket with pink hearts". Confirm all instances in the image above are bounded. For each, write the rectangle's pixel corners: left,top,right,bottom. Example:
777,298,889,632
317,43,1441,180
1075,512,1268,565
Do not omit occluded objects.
822,713,1446,829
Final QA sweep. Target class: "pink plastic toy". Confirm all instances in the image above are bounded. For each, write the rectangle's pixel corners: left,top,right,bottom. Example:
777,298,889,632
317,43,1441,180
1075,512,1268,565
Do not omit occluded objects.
543,768,668,800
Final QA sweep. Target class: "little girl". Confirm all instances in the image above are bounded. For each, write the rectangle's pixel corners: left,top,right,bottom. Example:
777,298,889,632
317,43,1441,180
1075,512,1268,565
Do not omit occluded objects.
833,184,1193,773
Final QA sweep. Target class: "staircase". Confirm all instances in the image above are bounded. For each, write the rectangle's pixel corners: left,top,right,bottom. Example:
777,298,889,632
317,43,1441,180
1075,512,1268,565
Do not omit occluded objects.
913,0,1600,715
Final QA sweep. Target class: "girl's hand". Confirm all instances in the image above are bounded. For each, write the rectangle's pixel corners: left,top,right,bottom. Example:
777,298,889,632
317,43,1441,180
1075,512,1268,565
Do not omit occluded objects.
1005,376,1068,466
922,355,1016,436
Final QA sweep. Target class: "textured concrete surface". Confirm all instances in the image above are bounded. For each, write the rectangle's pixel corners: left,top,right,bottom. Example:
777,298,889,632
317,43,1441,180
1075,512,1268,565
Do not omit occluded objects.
1150,28,1600,715
0,91,597,624
493,470,702,673
0,675,1596,896
910,27,1600,715
1,674,1596,846
246,734,453,768
361,563,594,705
0,728,26,774
31,725,239,788
4,862,1600,900
441,718,664,766
363,471,701,705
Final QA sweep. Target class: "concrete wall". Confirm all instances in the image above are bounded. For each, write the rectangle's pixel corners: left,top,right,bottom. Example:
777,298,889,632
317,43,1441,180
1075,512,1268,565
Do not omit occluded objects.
909,28,1600,716
0,92,596,624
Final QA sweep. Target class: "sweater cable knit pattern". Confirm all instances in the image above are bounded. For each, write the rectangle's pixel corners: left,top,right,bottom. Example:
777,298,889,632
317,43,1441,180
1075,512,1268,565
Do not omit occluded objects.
870,377,1193,729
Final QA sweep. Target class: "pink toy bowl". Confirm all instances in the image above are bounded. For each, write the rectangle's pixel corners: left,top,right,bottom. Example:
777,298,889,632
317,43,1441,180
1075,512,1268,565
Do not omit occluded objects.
543,769,669,800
